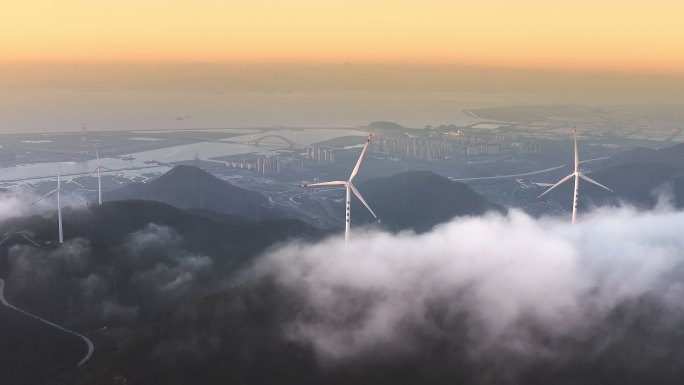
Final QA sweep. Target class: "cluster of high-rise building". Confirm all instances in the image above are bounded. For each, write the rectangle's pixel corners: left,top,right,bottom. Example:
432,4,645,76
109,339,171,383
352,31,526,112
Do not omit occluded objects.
464,142,501,156
522,141,543,153
220,133,544,176
371,132,545,160
304,147,336,164
225,156,284,175
372,134,502,160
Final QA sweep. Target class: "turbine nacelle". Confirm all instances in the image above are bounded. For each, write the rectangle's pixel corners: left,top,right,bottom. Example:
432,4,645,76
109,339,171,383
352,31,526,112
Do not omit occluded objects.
538,129,613,223
300,134,381,241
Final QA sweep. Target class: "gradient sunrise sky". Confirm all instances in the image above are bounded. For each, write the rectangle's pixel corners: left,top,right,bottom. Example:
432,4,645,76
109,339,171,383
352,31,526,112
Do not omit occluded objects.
3,0,683,74
2,0,683,133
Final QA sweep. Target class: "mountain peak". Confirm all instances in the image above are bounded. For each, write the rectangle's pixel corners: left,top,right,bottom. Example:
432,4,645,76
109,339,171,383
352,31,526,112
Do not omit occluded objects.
158,165,212,180
601,142,684,169
355,170,501,233
107,166,279,220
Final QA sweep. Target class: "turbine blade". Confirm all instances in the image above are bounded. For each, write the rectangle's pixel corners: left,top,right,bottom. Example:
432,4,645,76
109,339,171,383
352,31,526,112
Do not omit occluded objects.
538,173,574,198
63,189,89,204
31,189,58,206
579,173,613,192
349,133,372,181
299,181,347,188
349,183,380,222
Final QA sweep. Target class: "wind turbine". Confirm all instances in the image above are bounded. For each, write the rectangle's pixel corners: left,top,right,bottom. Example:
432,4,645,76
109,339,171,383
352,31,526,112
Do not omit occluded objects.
538,129,613,223
93,144,102,205
300,134,380,243
31,155,64,243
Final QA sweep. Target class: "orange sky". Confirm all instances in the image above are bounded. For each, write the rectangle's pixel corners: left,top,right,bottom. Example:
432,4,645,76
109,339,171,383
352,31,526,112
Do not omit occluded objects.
2,0,683,74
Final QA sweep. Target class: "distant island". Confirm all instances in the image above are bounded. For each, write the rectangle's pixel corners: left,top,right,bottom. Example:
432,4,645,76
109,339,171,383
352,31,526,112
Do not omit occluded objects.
366,121,460,131
367,121,407,130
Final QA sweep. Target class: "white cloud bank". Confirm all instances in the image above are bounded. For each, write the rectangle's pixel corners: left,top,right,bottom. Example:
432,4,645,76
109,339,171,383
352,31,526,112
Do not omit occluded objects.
251,205,684,364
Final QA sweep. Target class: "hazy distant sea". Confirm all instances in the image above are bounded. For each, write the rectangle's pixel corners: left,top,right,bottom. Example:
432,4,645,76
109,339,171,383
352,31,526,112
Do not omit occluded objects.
0,90,538,134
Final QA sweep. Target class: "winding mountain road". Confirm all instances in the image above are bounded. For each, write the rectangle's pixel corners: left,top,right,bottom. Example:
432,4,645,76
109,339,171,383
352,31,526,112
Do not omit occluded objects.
0,278,94,367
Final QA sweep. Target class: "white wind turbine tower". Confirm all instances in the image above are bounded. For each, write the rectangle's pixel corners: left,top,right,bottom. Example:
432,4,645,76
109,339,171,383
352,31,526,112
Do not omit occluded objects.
31,155,64,243
300,134,380,243
93,144,102,205
538,129,613,223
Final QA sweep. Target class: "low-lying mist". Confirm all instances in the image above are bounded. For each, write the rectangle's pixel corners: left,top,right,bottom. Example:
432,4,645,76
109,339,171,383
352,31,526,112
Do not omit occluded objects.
0,190,89,223
17,199,684,384
249,203,684,368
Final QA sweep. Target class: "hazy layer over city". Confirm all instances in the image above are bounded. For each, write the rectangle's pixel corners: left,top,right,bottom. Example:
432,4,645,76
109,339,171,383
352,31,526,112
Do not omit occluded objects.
3,0,682,133
2,63,684,133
